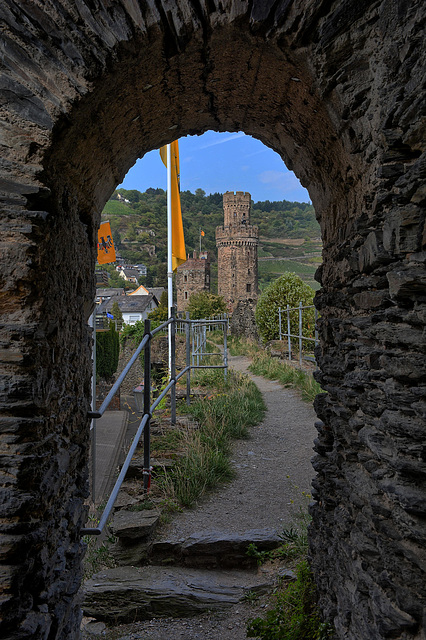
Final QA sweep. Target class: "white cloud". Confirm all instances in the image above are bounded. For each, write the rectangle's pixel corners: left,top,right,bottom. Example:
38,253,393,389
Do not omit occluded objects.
244,148,267,159
257,170,309,200
197,132,245,150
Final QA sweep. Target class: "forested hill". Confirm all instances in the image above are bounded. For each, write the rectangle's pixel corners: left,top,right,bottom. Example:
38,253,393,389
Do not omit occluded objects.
102,187,320,266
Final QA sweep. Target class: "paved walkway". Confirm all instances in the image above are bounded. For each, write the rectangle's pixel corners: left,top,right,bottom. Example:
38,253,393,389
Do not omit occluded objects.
159,354,317,540
92,411,129,504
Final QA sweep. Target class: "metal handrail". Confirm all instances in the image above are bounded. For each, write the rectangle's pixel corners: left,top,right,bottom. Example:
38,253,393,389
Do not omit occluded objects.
278,303,319,366
83,311,228,536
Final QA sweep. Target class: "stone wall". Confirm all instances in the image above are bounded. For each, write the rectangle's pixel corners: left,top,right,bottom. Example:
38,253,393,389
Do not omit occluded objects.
176,252,211,312
216,192,259,312
0,1,425,639
229,301,259,342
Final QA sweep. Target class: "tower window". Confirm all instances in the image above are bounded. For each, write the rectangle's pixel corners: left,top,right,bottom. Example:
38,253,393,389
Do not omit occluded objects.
184,291,188,299
184,274,188,282
246,283,251,293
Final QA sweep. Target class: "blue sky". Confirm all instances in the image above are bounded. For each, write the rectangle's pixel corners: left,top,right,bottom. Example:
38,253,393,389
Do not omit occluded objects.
118,131,311,204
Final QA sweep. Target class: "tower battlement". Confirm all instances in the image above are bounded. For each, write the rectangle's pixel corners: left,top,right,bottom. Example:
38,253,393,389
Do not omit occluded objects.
222,191,252,228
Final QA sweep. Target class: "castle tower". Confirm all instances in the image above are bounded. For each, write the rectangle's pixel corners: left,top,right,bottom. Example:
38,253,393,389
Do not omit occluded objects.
176,251,210,312
215,191,259,312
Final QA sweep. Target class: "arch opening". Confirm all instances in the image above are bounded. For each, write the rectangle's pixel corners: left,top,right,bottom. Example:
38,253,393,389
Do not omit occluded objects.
1,3,425,639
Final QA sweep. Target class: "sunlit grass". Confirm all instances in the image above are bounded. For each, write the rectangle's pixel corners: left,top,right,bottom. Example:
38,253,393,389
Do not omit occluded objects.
249,352,322,403
157,370,266,508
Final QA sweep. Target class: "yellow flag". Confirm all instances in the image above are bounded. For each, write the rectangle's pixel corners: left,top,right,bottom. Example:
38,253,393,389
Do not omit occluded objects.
97,221,116,264
160,141,186,271
200,230,205,237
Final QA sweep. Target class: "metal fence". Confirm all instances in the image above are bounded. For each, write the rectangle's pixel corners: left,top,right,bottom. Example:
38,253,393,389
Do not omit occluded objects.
278,303,319,367
176,312,229,334
82,309,228,536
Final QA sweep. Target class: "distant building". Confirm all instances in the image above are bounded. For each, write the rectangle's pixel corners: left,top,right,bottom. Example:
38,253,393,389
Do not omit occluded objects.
95,270,109,286
127,284,150,296
97,294,158,325
127,285,164,305
176,251,210,312
215,191,259,313
134,263,147,277
118,267,140,283
95,288,125,304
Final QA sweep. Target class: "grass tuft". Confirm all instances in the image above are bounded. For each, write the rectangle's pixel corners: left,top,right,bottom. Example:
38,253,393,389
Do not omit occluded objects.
161,369,266,508
249,352,322,403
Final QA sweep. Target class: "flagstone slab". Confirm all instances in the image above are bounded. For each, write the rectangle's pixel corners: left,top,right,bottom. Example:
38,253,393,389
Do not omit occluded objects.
83,565,273,622
110,509,160,540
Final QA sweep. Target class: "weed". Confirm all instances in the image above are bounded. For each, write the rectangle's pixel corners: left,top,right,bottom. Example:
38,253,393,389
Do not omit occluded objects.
243,590,260,604
128,500,155,512
247,560,334,640
83,530,117,580
227,336,259,357
246,542,270,566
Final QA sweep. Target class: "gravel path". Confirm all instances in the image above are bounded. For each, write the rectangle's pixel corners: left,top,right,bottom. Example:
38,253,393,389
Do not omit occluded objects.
94,355,317,640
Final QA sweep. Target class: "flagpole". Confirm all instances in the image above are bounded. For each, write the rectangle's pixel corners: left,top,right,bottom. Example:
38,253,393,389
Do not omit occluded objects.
167,143,173,376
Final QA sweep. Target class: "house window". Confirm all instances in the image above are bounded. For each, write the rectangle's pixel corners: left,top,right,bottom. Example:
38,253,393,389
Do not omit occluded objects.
129,315,140,323
246,284,251,293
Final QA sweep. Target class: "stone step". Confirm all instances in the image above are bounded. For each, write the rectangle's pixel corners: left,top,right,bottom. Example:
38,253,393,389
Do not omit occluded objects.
83,565,274,623
110,508,161,541
111,527,282,568
150,528,282,569
125,456,175,480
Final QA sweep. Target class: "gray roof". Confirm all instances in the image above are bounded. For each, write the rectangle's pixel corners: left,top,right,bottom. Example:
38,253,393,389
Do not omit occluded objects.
148,287,166,302
97,294,156,314
121,268,140,278
96,288,124,298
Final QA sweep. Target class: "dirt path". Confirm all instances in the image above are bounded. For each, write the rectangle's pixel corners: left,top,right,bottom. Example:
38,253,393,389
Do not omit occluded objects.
94,355,317,640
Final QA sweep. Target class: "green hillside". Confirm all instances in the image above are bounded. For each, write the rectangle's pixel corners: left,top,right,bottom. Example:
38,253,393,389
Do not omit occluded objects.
100,188,322,291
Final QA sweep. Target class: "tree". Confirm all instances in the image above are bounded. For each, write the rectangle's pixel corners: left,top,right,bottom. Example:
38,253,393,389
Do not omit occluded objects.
255,273,315,343
148,291,168,322
187,291,227,319
96,324,120,379
111,300,123,329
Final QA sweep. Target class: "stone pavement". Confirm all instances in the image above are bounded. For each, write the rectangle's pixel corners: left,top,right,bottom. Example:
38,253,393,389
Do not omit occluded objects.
92,411,129,504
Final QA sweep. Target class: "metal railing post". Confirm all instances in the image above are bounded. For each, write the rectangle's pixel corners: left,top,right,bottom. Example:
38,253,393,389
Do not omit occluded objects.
170,307,176,425
279,307,282,341
299,301,303,367
287,304,291,361
315,307,319,349
89,313,97,503
143,318,151,492
223,321,228,381
186,312,191,406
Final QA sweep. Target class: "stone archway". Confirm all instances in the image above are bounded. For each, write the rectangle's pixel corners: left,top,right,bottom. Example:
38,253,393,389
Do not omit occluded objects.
0,2,425,638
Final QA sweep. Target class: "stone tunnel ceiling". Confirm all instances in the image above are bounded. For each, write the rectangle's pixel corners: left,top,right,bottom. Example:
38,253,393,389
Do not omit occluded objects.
0,1,425,639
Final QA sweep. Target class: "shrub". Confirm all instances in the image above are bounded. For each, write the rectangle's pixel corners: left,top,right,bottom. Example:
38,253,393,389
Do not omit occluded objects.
187,291,227,319
96,324,120,379
255,273,315,343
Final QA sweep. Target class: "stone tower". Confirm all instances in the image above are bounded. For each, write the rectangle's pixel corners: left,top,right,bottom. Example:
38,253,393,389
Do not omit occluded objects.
176,250,210,312
215,191,259,312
